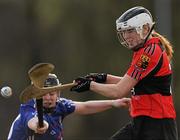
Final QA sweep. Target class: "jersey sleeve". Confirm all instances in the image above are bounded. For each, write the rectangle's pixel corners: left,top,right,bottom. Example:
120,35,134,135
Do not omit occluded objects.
127,44,163,81
56,98,75,117
20,99,37,125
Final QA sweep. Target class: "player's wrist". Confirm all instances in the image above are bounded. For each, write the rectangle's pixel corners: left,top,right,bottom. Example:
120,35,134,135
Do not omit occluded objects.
89,81,96,91
111,100,116,108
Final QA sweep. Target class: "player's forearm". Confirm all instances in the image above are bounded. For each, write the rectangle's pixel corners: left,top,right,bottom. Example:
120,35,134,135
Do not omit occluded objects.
106,74,122,84
90,74,137,98
90,81,126,98
75,100,113,115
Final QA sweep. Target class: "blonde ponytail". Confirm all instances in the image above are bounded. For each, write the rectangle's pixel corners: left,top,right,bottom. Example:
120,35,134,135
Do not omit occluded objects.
152,31,173,60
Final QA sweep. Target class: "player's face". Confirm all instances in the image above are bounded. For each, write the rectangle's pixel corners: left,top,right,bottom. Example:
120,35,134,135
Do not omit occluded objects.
121,29,143,49
43,91,59,108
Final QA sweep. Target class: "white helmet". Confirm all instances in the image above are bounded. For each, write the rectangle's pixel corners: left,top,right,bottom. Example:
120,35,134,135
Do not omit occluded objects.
116,6,155,50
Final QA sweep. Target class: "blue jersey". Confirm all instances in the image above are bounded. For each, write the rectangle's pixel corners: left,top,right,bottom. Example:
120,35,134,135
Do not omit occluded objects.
8,98,75,140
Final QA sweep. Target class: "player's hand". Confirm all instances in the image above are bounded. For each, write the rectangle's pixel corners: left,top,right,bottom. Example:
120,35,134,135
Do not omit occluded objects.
71,77,91,92
85,73,107,83
112,98,131,108
28,116,49,134
35,123,49,134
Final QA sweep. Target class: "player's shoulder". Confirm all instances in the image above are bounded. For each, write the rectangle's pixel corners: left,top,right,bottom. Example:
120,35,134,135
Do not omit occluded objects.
20,99,36,116
21,99,36,108
132,37,163,70
57,98,73,105
56,98,75,113
140,37,163,57
58,97,69,102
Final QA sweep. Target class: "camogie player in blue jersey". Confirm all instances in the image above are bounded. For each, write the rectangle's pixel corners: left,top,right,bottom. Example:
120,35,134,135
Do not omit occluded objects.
8,73,130,140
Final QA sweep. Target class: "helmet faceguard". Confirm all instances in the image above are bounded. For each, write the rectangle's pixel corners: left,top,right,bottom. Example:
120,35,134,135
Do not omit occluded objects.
116,6,155,50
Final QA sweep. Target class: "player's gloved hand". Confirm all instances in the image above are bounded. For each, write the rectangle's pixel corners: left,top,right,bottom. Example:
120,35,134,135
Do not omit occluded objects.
71,77,92,92
85,73,107,83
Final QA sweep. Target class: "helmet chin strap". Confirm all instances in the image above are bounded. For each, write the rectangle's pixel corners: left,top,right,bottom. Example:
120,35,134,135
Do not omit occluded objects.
132,23,155,51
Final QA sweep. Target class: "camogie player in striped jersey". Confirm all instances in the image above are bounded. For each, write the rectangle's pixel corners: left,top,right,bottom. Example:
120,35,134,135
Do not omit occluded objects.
71,6,178,140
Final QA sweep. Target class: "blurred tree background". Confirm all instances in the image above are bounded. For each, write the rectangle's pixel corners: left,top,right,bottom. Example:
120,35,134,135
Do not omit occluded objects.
0,0,179,139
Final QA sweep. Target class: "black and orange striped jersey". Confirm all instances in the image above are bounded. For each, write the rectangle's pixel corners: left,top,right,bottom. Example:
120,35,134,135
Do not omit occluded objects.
126,37,176,119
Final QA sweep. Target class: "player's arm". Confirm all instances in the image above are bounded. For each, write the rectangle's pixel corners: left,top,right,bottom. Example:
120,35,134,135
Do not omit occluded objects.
71,73,135,97
73,98,131,115
90,74,137,98
21,101,49,134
